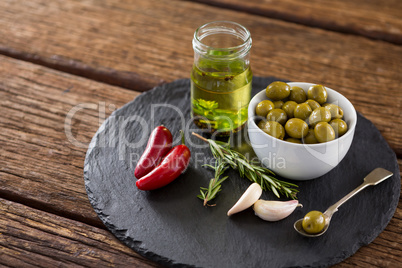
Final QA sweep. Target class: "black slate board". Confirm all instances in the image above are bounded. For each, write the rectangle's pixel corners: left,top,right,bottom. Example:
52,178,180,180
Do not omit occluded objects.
84,77,400,268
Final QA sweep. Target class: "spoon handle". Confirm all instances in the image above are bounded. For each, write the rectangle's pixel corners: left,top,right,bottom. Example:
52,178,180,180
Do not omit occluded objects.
324,168,393,218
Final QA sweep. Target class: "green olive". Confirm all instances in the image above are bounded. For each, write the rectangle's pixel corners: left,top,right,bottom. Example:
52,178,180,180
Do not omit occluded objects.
266,81,291,101
282,101,298,118
294,103,312,121
308,107,332,127
285,138,302,144
266,109,287,125
303,129,318,144
285,118,309,139
302,211,326,234
257,119,267,129
314,122,335,143
329,119,348,137
307,84,328,104
289,86,307,103
273,100,284,109
305,99,321,111
323,103,344,119
261,121,285,140
256,100,275,117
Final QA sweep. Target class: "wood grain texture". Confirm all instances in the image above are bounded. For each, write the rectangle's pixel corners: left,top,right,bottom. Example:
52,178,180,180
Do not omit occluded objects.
0,55,139,226
0,55,401,267
190,0,402,44
0,198,159,267
0,47,166,92
0,0,401,156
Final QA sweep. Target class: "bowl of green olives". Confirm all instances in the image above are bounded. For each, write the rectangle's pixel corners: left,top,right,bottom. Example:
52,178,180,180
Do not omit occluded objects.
247,81,357,180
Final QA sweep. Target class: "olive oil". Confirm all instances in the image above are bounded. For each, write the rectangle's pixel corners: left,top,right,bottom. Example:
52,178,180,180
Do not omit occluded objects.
191,63,252,134
191,21,252,135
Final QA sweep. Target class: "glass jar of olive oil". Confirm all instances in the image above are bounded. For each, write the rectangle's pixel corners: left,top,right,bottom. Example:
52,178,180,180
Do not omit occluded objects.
191,21,252,135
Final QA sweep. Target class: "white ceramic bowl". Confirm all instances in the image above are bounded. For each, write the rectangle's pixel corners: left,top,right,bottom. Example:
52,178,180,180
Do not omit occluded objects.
247,82,357,180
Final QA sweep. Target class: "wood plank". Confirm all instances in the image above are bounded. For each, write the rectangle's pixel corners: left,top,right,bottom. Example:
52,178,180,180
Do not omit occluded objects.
0,46,165,93
0,55,401,267
0,198,159,267
0,0,401,155
191,0,402,44
0,55,139,226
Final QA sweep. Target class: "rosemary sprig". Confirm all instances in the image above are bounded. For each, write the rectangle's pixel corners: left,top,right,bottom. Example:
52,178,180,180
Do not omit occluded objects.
193,132,299,205
197,158,229,206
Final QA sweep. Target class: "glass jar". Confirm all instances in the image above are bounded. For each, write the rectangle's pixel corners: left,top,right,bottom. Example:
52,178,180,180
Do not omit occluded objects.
191,21,252,136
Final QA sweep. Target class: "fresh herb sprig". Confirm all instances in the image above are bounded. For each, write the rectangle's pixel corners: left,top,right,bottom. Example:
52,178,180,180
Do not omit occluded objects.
197,158,229,206
193,132,299,206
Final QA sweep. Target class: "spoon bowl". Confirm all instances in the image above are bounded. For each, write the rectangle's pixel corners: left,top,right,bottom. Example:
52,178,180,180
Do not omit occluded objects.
294,214,330,237
294,168,393,237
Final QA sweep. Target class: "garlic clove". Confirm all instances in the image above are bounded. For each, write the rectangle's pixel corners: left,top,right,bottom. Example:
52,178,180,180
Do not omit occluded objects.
227,183,262,216
253,200,302,221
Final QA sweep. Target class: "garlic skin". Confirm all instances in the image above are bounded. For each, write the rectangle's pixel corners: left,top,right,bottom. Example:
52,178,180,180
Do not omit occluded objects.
253,200,302,221
227,183,262,216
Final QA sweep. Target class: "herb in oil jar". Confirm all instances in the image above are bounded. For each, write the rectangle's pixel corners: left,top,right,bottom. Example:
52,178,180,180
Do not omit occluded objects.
191,21,252,136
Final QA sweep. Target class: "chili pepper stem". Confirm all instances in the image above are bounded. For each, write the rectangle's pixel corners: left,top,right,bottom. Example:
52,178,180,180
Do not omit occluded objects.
180,130,186,145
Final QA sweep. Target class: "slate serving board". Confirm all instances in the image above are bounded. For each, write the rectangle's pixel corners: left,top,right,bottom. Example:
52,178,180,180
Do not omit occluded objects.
84,77,400,268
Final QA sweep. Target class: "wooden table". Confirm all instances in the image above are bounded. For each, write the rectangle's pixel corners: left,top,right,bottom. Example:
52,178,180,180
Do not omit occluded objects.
0,0,401,266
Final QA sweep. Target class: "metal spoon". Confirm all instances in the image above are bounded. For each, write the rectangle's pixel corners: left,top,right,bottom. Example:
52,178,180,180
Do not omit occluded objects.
294,168,393,237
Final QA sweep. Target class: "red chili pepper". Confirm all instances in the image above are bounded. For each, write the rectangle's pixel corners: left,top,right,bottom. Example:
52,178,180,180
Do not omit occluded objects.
134,126,173,179
136,131,191,191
